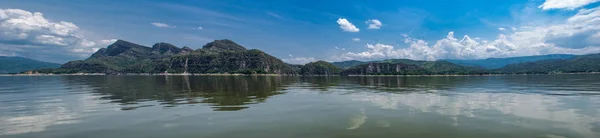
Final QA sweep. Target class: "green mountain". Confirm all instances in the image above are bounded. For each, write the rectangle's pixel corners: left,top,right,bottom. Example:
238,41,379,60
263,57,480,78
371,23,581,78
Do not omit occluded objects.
300,61,342,75
43,39,297,75
445,54,575,69
331,60,367,69
495,53,600,74
0,56,60,73
29,38,600,76
340,59,487,75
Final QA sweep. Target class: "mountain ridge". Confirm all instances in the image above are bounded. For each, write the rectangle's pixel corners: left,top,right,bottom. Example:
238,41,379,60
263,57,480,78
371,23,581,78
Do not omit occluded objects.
40,39,297,75
20,38,600,76
0,56,61,73
445,54,576,69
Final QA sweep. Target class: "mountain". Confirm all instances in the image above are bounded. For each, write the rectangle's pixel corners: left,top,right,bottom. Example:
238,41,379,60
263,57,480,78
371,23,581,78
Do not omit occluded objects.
42,39,297,75
341,59,486,75
341,62,425,75
445,54,576,69
331,60,367,69
300,61,342,75
0,56,60,74
495,53,600,74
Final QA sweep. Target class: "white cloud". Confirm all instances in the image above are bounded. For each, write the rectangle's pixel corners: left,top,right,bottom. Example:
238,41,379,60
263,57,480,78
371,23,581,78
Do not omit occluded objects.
366,19,382,29
337,18,359,32
151,22,176,28
333,6,600,61
352,38,360,41
0,9,82,46
282,57,317,64
0,8,116,61
511,27,517,31
498,27,507,31
539,0,599,10
267,12,282,19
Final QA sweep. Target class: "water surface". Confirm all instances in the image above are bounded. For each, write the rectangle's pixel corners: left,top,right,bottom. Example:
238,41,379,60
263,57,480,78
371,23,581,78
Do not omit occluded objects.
1,75,599,138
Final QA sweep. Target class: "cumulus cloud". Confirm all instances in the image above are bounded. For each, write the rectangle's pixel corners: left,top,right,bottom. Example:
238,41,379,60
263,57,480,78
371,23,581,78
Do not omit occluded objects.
498,27,506,31
539,0,599,10
332,6,600,61
194,26,203,30
151,22,176,28
337,18,359,32
282,57,317,64
0,8,115,63
366,19,382,29
336,32,600,61
352,38,360,42
0,9,83,47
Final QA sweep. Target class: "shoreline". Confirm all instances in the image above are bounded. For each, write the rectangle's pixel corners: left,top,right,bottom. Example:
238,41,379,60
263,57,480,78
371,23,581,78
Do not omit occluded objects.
2,72,599,77
0,73,292,76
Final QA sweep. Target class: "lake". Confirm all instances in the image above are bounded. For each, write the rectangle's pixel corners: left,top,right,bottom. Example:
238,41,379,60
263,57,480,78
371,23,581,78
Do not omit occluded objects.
0,75,599,138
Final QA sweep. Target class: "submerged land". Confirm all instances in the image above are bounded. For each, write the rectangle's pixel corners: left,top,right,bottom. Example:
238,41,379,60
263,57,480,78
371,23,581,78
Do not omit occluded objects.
5,39,600,76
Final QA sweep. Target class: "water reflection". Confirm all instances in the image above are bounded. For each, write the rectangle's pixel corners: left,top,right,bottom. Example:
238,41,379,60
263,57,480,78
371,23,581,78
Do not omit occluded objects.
337,76,600,138
0,76,106,135
346,108,367,130
60,76,296,111
0,75,599,138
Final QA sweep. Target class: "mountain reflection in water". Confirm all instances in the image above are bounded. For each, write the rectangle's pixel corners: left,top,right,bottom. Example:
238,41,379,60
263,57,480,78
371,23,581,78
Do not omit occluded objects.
0,75,598,138
60,76,296,111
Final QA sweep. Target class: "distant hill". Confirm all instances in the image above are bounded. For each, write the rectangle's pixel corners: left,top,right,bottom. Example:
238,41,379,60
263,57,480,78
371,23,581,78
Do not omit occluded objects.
341,59,486,75
445,54,575,69
0,56,60,73
300,61,342,75
331,60,367,69
40,39,297,75
495,53,600,74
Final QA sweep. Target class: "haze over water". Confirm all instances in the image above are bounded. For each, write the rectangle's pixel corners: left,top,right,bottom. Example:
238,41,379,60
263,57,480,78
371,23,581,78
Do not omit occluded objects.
0,75,599,138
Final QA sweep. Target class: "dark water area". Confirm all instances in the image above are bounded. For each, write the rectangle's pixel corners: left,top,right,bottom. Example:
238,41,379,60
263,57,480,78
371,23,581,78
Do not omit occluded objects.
0,75,599,138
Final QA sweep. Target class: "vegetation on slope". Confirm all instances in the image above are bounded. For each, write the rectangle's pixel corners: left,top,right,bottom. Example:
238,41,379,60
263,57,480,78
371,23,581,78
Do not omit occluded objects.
300,61,342,75
331,60,367,69
38,39,297,75
340,59,486,75
494,53,600,74
445,54,575,69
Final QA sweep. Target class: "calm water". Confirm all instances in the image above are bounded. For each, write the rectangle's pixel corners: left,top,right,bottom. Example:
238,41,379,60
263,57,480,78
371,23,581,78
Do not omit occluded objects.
1,75,599,138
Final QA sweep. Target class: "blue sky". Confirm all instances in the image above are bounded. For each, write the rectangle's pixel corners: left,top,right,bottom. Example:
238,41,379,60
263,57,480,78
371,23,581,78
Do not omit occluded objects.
1,0,599,64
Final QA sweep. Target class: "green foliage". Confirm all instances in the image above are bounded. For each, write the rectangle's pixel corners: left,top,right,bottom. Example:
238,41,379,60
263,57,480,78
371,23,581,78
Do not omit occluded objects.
422,61,487,75
340,60,487,75
300,61,342,75
341,62,428,75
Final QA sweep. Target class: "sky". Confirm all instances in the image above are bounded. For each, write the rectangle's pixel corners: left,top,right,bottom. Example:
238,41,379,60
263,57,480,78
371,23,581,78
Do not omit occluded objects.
0,0,600,64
